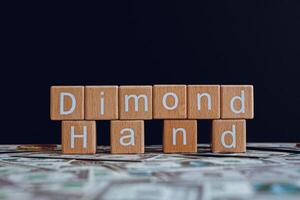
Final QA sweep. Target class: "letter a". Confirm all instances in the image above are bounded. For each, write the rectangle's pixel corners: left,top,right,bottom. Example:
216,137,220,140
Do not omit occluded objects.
119,128,135,146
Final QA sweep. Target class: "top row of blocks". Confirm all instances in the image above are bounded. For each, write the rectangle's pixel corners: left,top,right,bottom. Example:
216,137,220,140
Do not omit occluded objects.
50,85,254,120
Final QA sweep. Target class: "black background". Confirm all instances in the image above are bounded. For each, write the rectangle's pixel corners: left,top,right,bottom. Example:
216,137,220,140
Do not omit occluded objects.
2,1,300,145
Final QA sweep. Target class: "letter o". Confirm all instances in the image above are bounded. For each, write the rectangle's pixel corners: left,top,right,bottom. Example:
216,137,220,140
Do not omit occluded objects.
162,92,178,110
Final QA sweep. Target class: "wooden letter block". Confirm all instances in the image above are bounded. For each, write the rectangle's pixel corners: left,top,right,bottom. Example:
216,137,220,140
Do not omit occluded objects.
50,86,84,120
119,86,152,120
211,120,246,153
62,121,96,154
221,85,254,119
188,85,220,119
85,86,118,120
110,120,144,154
153,85,187,119
163,120,197,153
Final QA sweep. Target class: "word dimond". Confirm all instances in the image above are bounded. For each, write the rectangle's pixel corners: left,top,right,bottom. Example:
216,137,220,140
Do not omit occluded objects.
50,85,254,154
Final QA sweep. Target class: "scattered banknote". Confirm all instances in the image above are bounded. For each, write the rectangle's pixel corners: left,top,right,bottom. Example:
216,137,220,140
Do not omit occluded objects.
247,143,300,153
0,143,300,200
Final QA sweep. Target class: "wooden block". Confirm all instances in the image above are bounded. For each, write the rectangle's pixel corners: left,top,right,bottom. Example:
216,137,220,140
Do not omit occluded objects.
221,85,254,119
62,121,96,154
50,86,84,120
211,119,246,153
153,85,187,119
119,86,152,120
85,86,118,120
163,120,197,153
110,120,144,154
188,85,220,119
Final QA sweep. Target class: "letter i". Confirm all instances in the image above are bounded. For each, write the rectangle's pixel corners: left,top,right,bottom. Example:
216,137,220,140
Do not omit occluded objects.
100,92,105,115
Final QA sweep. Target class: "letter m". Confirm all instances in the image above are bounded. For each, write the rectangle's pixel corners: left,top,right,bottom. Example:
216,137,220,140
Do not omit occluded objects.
125,95,148,112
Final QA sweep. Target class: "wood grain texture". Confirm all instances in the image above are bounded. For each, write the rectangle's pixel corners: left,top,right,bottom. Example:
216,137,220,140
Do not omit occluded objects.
50,86,84,120
188,85,220,119
153,85,187,119
221,85,254,119
85,86,118,120
62,121,96,154
119,86,152,120
163,120,197,153
110,120,144,154
211,119,246,153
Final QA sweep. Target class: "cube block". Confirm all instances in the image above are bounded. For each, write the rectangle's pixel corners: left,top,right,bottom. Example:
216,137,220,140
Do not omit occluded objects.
110,120,144,154
85,86,118,120
211,119,246,153
221,85,254,119
119,86,152,120
188,85,220,119
163,120,197,153
62,121,96,154
153,85,187,119
51,86,84,120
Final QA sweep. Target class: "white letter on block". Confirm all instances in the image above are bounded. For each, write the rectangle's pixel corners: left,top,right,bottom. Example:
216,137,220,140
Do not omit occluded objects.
221,125,236,148
197,93,212,111
70,126,87,149
100,91,105,115
172,128,187,145
60,92,76,115
162,92,178,110
125,95,148,112
230,90,245,114
119,128,135,146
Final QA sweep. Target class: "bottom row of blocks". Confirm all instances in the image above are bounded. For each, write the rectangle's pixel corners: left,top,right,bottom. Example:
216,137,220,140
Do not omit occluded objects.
61,120,246,154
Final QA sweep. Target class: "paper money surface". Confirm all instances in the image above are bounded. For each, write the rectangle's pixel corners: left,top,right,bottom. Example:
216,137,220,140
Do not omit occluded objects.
0,143,300,200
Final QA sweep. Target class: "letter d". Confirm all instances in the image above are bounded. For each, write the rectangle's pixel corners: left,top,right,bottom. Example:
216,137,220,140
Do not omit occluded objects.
221,125,236,148
60,92,76,115
230,90,245,114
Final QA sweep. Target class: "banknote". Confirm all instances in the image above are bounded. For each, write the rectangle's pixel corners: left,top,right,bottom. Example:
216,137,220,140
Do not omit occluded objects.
12,152,158,162
88,179,204,200
247,143,300,153
0,143,299,200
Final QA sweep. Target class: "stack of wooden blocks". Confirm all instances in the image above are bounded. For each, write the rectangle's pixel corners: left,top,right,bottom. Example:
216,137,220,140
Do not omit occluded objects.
50,85,254,154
